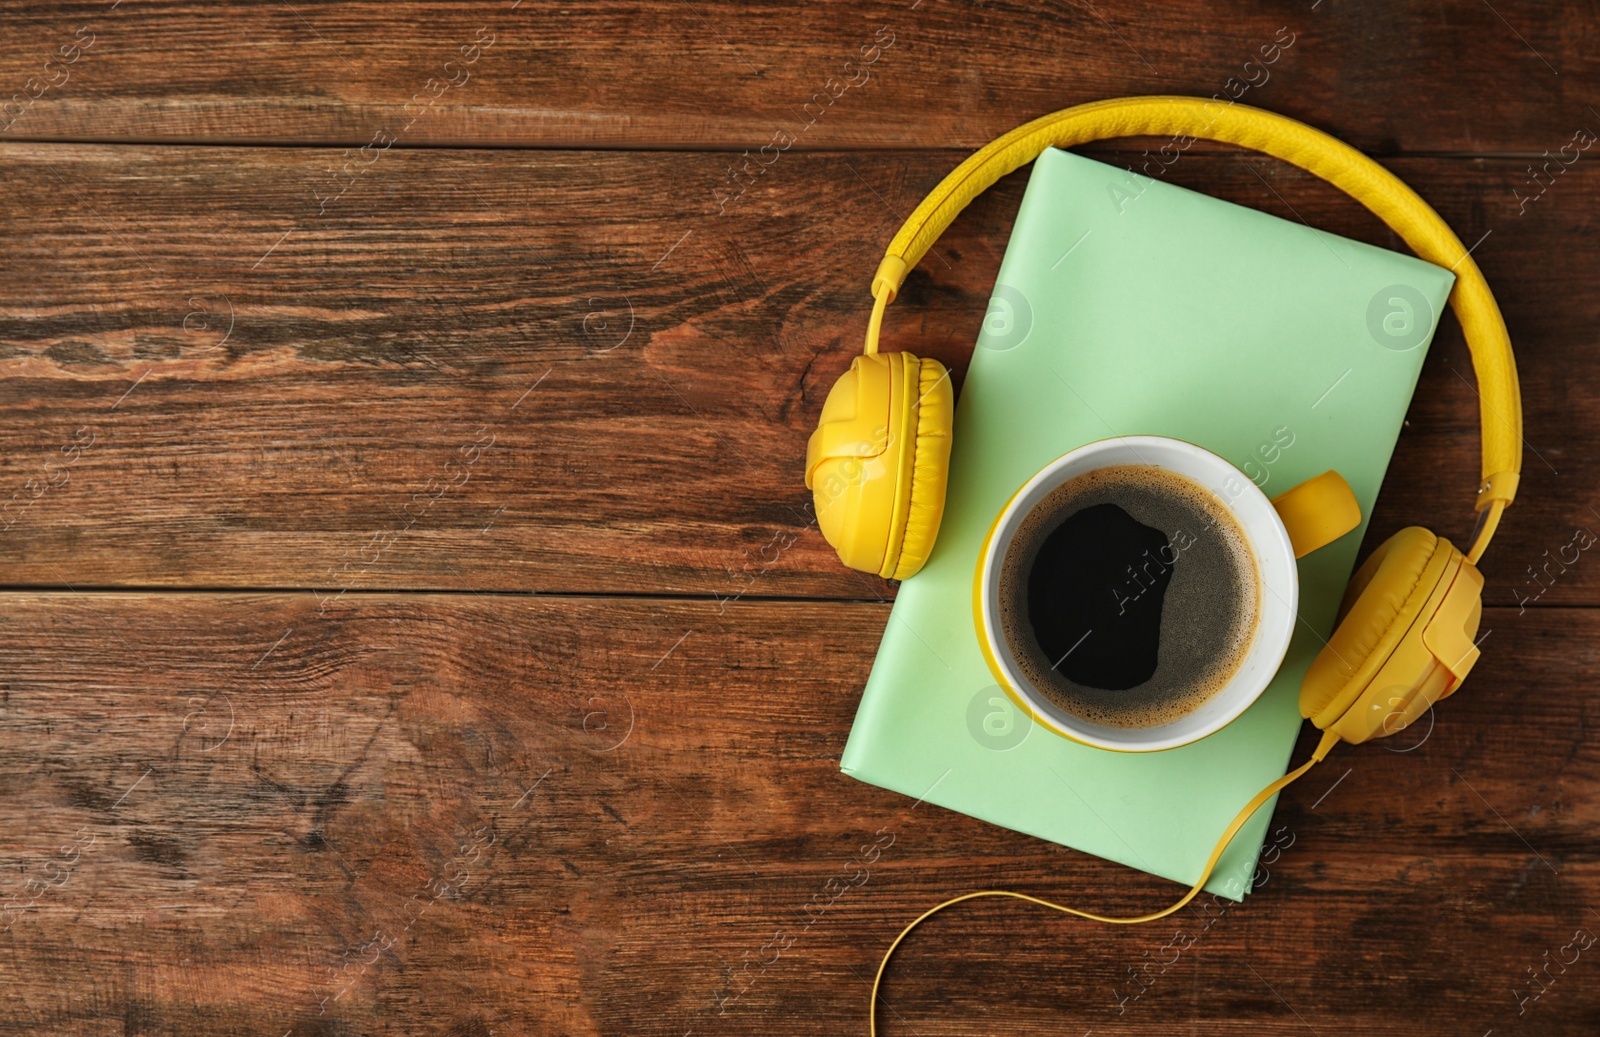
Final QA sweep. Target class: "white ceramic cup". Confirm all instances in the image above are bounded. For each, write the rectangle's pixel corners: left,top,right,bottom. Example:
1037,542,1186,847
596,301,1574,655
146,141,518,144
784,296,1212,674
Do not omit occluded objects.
975,435,1349,753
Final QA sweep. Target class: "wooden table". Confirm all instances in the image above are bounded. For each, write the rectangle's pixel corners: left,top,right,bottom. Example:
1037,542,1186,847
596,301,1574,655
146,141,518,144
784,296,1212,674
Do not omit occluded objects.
2,2,1596,1033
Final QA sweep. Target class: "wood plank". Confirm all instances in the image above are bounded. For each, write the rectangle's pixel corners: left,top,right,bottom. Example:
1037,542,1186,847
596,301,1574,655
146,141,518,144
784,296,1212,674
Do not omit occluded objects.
0,0,1591,153
0,594,1593,1034
1,143,1597,605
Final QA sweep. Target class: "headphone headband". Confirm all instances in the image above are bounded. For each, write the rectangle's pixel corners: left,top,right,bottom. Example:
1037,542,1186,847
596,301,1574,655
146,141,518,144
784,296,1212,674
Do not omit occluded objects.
863,96,1522,561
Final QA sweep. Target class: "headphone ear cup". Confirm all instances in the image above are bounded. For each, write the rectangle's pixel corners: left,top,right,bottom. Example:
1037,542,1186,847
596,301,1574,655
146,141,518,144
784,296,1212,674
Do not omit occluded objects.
888,356,954,579
804,352,953,580
1301,528,1484,744
1300,527,1442,727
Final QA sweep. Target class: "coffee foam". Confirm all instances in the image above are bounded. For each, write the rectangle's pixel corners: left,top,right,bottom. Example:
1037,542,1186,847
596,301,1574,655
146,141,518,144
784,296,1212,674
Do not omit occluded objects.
997,464,1261,728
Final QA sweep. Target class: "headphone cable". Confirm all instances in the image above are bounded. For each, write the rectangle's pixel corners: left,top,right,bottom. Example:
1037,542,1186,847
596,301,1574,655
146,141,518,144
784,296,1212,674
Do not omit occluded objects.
868,727,1341,1036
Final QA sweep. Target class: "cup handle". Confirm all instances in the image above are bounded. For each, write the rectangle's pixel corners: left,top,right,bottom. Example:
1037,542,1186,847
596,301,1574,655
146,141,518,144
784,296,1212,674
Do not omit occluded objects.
1270,470,1361,559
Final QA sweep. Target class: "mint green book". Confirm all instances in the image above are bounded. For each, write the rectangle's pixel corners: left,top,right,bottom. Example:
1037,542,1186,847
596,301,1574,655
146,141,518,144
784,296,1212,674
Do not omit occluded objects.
839,147,1455,899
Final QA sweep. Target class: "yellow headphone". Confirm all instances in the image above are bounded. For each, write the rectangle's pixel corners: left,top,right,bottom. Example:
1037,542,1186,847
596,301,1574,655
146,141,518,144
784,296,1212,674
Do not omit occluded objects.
798,97,1524,1034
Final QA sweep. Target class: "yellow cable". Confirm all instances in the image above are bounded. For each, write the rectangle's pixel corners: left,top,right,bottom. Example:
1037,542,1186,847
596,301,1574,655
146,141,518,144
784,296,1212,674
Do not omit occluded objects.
868,728,1341,1036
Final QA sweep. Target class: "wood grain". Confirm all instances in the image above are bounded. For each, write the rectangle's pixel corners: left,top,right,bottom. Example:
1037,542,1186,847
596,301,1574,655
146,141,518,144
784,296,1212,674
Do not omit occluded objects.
0,593,1593,1035
3,4,1596,1033
1,143,1597,604
0,1,1592,154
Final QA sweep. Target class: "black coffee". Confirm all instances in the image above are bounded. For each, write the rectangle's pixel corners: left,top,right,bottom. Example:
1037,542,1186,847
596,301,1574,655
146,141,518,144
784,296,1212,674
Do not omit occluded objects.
997,465,1259,727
